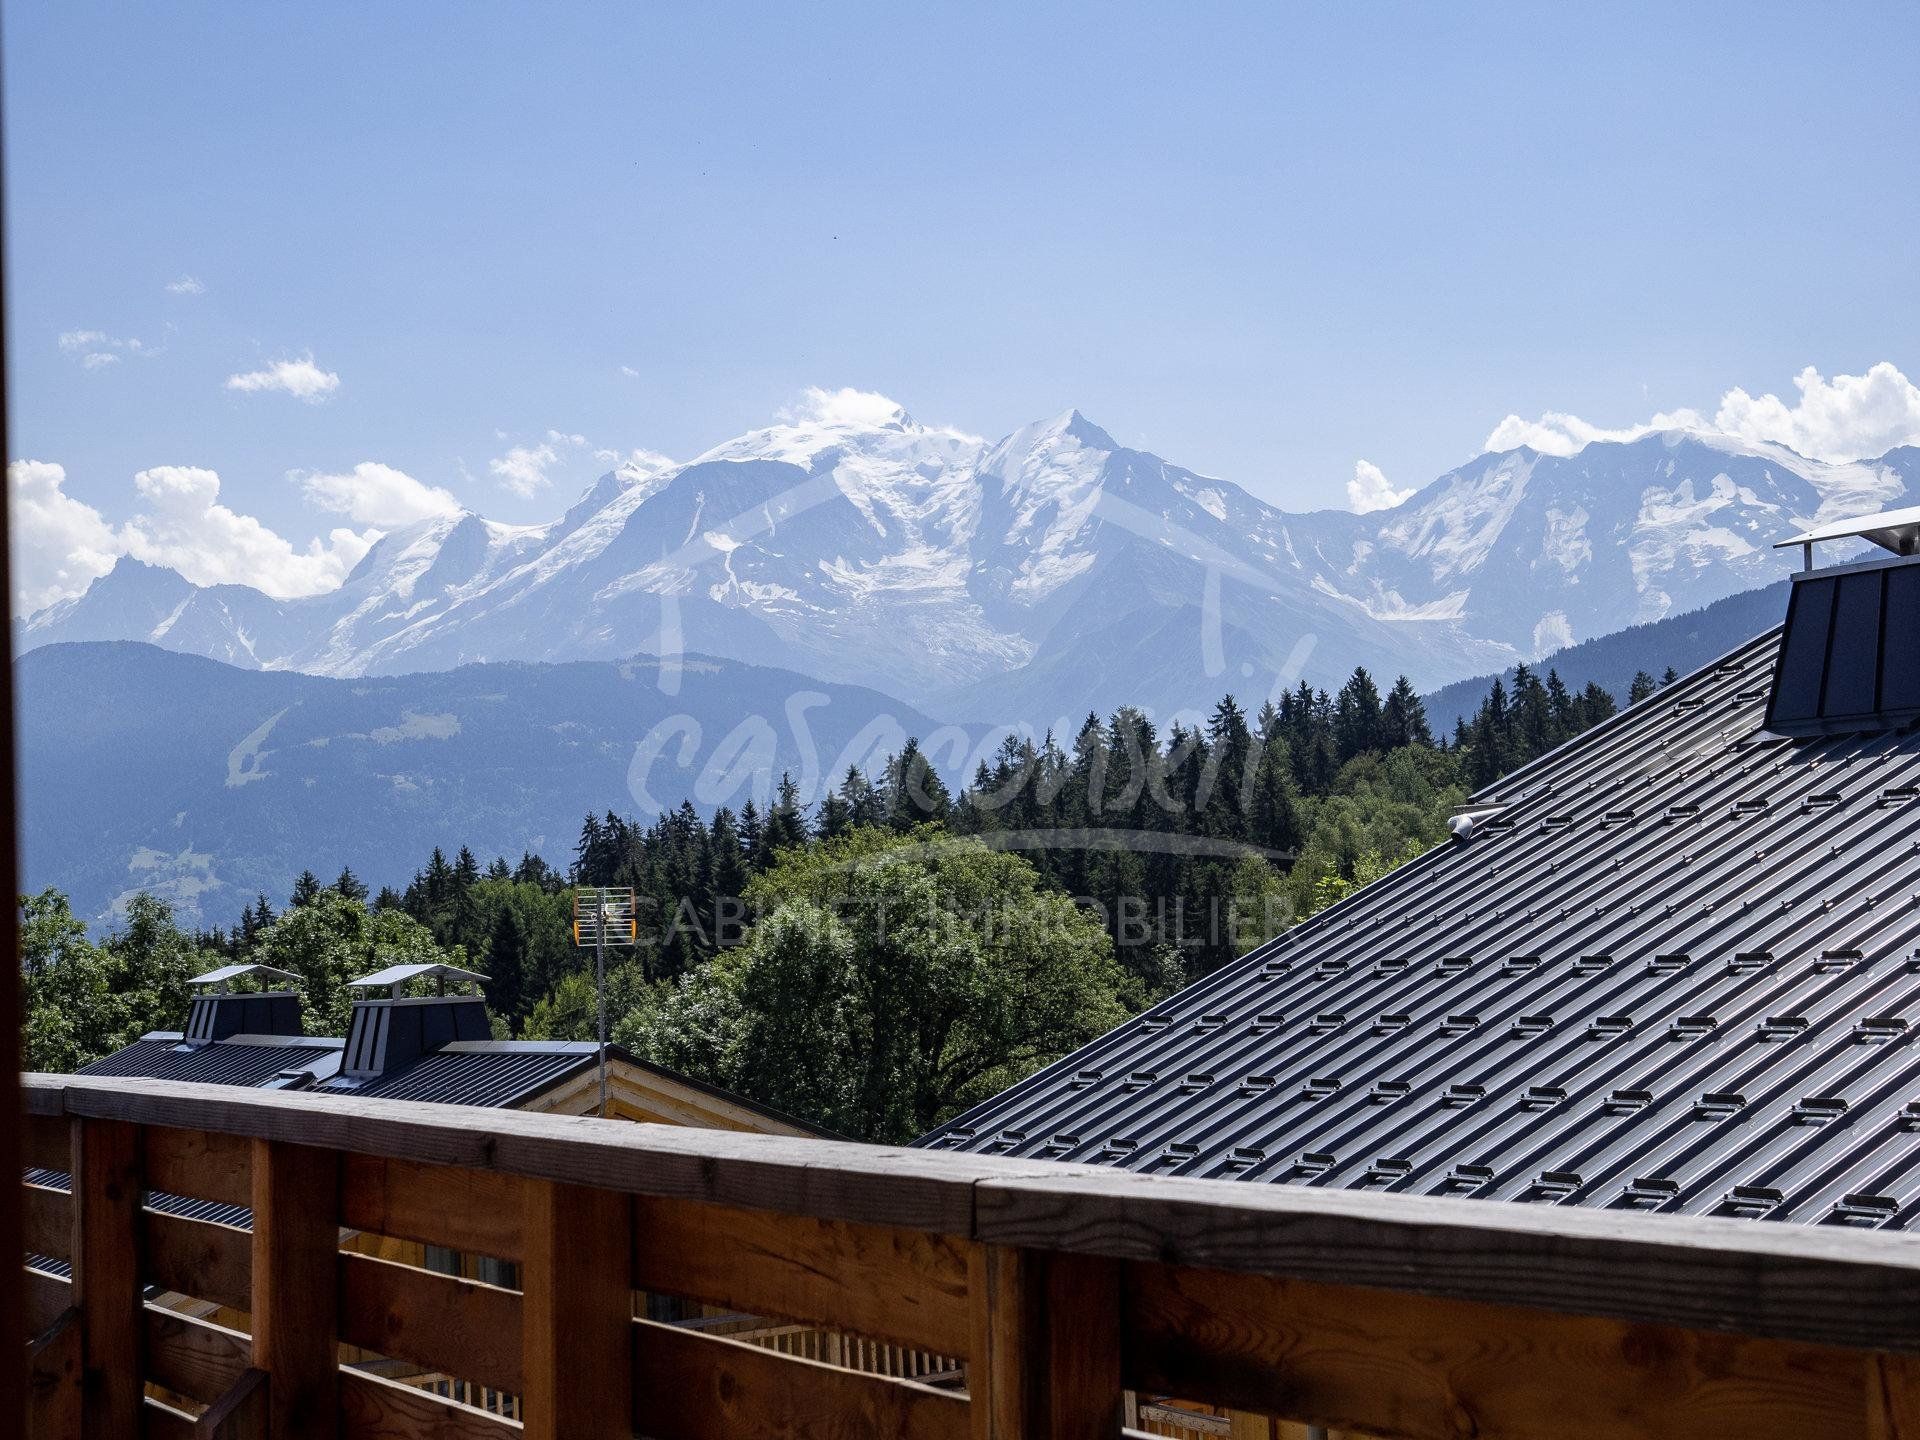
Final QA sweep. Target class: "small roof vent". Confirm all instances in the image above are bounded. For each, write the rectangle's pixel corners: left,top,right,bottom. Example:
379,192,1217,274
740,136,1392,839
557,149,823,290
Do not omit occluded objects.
183,963,305,1044
1766,513,1920,737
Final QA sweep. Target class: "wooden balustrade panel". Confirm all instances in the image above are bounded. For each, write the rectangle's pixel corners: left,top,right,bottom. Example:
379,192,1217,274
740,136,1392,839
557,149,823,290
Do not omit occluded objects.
632,1194,972,1356
23,1180,71,1261
74,1116,146,1438
144,1125,251,1208
338,1250,524,1397
141,1395,200,1440
633,1317,971,1440
1124,1260,1875,1440
24,1306,82,1439
341,1153,527,1261
144,1209,252,1314
339,1368,524,1440
23,1266,70,1338
23,1111,69,1172
144,1305,253,1406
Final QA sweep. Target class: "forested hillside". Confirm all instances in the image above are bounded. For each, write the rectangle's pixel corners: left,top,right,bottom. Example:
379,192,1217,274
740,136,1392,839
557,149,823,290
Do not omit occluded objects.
21,659,1653,1141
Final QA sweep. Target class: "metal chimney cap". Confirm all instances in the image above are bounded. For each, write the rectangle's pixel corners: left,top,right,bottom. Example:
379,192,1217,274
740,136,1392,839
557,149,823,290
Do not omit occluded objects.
1776,505,1920,560
188,962,300,993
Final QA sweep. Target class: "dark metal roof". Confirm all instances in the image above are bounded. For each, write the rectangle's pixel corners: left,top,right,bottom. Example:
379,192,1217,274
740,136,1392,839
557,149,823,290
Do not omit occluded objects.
78,1033,343,1088
1767,554,1920,736
316,1040,598,1108
922,624,1920,1230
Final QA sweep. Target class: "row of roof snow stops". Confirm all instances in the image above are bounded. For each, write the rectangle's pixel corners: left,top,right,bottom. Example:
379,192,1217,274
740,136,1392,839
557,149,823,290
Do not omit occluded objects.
919,608,1920,1228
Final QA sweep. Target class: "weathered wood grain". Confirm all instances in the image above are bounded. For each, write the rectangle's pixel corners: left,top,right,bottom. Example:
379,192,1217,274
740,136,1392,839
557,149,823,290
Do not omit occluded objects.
197,1367,268,1440
145,1210,251,1314
252,1140,340,1440
967,1245,1122,1440
24,1265,71,1339
341,1154,526,1262
73,1117,143,1439
632,1316,970,1440
338,1368,524,1440
24,1306,82,1440
339,1251,523,1398
631,1194,971,1356
1125,1259,1874,1440
144,1126,251,1209
24,1181,72,1261
1870,1353,1920,1440
24,1110,69,1171
522,1180,628,1440
144,1305,251,1406
975,1167,1920,1354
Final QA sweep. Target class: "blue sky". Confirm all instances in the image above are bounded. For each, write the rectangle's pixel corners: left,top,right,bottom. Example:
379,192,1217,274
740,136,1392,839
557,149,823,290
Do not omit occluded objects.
5,3,1918,606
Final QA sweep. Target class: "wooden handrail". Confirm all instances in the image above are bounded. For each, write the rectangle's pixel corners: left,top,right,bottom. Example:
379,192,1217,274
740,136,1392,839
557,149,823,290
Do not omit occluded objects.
21,1070,1920,1440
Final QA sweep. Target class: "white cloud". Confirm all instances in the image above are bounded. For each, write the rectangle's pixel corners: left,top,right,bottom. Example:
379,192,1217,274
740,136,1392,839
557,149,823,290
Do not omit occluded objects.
1482,362,1920,464
300,462,462,527
59,329,151,368
781,386,911,429
1712,363,1920,463
166,276,206,295
488,429,590,497
619,364,641,379
122,465,373,597
1347,459,1415,514
7,461,120,612
225,355,340,403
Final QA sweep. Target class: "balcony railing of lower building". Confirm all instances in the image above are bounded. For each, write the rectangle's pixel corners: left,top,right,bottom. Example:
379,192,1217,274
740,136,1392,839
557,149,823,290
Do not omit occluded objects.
18,1071,1920,1440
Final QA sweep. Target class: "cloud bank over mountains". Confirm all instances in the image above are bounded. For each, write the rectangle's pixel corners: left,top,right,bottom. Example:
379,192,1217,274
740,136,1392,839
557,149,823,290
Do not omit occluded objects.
1485,363,1920,464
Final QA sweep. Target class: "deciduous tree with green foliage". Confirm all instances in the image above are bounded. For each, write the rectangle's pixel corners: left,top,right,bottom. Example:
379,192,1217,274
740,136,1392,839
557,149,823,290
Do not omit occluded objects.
618,828,1128,1141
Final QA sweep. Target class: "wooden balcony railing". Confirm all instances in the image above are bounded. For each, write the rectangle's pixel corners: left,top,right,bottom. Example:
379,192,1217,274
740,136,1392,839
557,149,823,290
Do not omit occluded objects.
19,1071,1920,1440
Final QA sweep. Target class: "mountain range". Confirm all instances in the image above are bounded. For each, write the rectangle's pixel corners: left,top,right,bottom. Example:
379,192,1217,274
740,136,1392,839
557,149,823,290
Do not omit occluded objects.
24,401,1911,727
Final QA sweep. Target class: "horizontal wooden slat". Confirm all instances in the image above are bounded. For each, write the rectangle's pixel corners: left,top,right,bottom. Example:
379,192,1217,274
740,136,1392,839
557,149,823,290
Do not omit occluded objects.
632,1195,971,1356
146,1303,253,1405
631,1316,970,1440
145,1208,252,1313
1125,1260,1873,1440
145,1124,252,1208
23,1180,72,1260
142,1394,200,1440
25,1264,71,1337
339,1250,523,1396
24,1109,69,1171
339,1367,524,1440
973,1168,1920,1354
341,1154,525,1261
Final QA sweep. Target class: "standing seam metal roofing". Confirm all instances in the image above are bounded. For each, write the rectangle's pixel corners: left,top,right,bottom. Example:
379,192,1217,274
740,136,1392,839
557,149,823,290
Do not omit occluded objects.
920,626,1920,1229
78,1035,343,1088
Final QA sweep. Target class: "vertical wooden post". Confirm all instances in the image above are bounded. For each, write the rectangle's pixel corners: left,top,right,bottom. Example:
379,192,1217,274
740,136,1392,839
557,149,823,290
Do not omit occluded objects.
251,1140,339,1440
71,1116,143,1439
1870,1353,1920,1440
521,1180,632,1440
968,1243,1123,1440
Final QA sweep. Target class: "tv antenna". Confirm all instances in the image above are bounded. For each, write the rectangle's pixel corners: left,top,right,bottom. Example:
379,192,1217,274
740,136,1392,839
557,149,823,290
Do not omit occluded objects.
571,886,638,1116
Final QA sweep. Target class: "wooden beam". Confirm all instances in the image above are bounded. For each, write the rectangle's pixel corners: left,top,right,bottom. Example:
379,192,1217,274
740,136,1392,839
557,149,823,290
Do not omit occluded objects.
145,1306,252,1407
23,1182,72,1262
338,1251,523,1396
145,1126,251,1209
967,1244,1124,1440
521,1180,630,1440
145,1210,252,1314
195,1367,268,1440
631,1194,971,1355
1871,1353,1920,1440
340,1154,526,1262
24,1306,82,1440
338,1367,523,1440
251,1140,340,1440
974,1166,1920,1354
1124,1259,1874,1440
633,1316,970,1440
71,1116,143,1440
25,1267,71,1338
